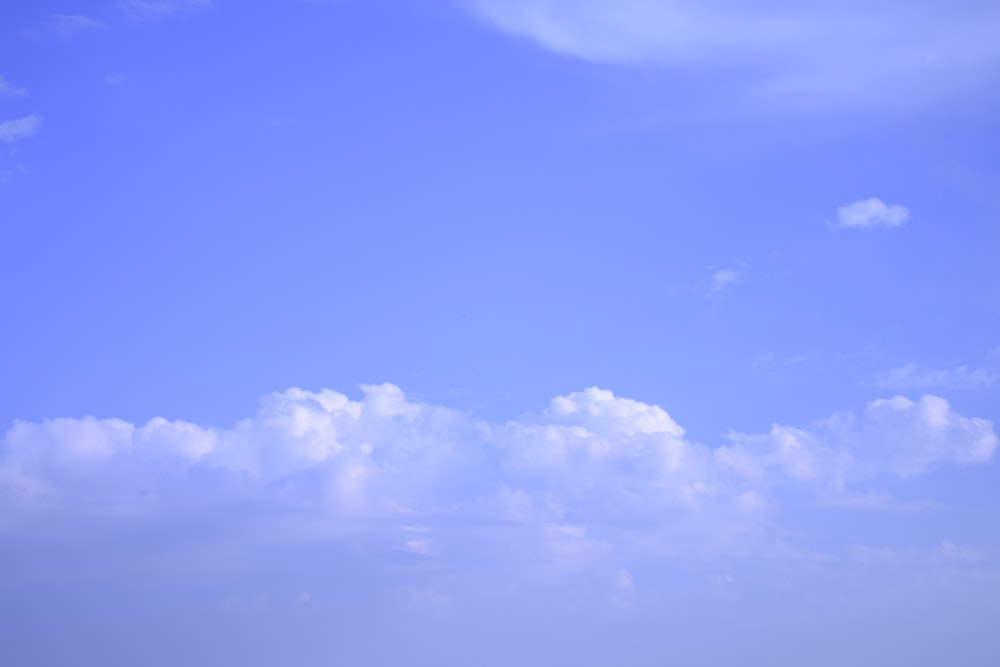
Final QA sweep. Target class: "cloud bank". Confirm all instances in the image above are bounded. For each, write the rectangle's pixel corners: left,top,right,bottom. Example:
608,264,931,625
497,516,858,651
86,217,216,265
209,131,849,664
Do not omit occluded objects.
2,385,994,570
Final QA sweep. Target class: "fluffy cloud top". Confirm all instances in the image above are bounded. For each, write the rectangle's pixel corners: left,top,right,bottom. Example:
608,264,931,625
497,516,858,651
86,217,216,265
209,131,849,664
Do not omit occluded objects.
0,115,42,143
834,198,910,229
462,0,1000,103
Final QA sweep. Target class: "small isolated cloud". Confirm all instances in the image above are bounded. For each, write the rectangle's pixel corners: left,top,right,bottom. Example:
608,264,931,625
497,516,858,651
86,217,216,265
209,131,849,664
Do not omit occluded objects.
874,364,998,391
709,269,740,296
105,74,125,86
704,263,745,297
751,352,809,373
834,198,909,229
0,115,42,144
0,76,29,97
119,0,213,21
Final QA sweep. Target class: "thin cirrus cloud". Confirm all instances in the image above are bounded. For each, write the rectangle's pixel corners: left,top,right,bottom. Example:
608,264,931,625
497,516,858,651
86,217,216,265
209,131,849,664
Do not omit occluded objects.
834,197,910,229
119,0,213,21
2,384,995,571
873,364,999,391
460,0,1000,104
0,76,29,97
0,115,42,144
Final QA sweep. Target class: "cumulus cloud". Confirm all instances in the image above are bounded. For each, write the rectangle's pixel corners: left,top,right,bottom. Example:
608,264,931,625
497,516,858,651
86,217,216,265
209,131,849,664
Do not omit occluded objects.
874,364,998,390
834,198,910,229
461,0,1000,104
733,395,996,481
0,76,28,97
0,115,42,143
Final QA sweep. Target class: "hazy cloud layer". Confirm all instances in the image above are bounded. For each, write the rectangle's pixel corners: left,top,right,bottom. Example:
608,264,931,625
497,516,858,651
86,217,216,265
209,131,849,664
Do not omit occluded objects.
461,0,1000,104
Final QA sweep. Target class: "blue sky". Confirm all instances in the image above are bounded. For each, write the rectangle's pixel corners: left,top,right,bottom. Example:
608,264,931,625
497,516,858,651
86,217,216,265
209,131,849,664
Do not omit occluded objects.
2,1,1000,664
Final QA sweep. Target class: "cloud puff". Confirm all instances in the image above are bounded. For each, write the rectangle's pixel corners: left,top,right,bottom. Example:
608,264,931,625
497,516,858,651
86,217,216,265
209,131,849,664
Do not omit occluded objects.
461,0,1000,104
708,268,740,296
834,198,910,229
874,364,998,391
0,76,28,97
0,115,42,143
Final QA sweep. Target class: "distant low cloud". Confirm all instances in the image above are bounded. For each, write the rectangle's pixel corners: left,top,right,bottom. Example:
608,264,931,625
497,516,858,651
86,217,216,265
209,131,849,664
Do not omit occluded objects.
0,115,42,143
874,364,998,391
0,76,29,97
834,198,909,229
461,0,1000,105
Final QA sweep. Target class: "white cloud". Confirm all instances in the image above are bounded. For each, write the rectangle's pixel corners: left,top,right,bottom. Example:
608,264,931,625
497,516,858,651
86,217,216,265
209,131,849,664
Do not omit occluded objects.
0,115,42,143
0,76,29,97
834,198,910,229
461,0,1000,104
721,395,997,482
873,364,998,390
119,0,213,20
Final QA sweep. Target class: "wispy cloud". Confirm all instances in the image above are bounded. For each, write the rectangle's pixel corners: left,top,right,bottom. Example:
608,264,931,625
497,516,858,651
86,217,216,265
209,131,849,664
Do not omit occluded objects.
833,198,909,229
0,115,42,143
119,0,213,21
873,364,998,390
51,14,104,35
461,0,1000,105
0,76,29,97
